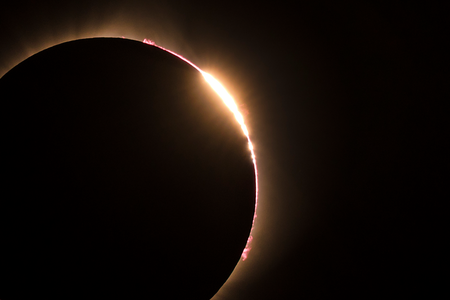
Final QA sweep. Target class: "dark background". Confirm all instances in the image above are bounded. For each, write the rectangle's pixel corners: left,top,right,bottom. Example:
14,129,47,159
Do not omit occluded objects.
1,1,447,299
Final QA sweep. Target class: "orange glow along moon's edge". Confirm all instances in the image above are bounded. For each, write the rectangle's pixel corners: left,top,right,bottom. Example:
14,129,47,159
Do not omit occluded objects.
142,38,258,260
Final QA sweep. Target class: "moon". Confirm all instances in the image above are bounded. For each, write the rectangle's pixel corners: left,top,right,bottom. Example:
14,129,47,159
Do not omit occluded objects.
0,38,256,300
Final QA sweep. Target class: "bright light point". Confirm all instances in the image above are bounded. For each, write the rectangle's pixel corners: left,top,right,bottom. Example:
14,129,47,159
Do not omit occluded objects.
202,72,239,112
143,39,258,261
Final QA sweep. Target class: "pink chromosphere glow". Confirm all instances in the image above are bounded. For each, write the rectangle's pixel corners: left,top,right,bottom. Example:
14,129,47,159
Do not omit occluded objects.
143,38,258,260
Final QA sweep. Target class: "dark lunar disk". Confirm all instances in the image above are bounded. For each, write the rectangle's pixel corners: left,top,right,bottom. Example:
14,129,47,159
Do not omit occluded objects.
0,38,255,300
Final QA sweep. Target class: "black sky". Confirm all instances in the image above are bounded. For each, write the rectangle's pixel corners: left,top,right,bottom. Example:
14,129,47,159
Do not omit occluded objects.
0,1,447,299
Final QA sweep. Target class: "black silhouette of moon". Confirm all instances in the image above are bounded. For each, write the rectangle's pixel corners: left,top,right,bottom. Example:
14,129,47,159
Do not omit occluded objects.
0,38,255,300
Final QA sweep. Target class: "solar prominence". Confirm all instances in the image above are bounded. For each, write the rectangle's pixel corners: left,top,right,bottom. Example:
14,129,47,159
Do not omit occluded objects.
143,38,258,260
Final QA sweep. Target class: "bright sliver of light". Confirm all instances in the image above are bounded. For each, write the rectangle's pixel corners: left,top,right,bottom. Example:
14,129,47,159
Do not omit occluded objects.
143,38,258,260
